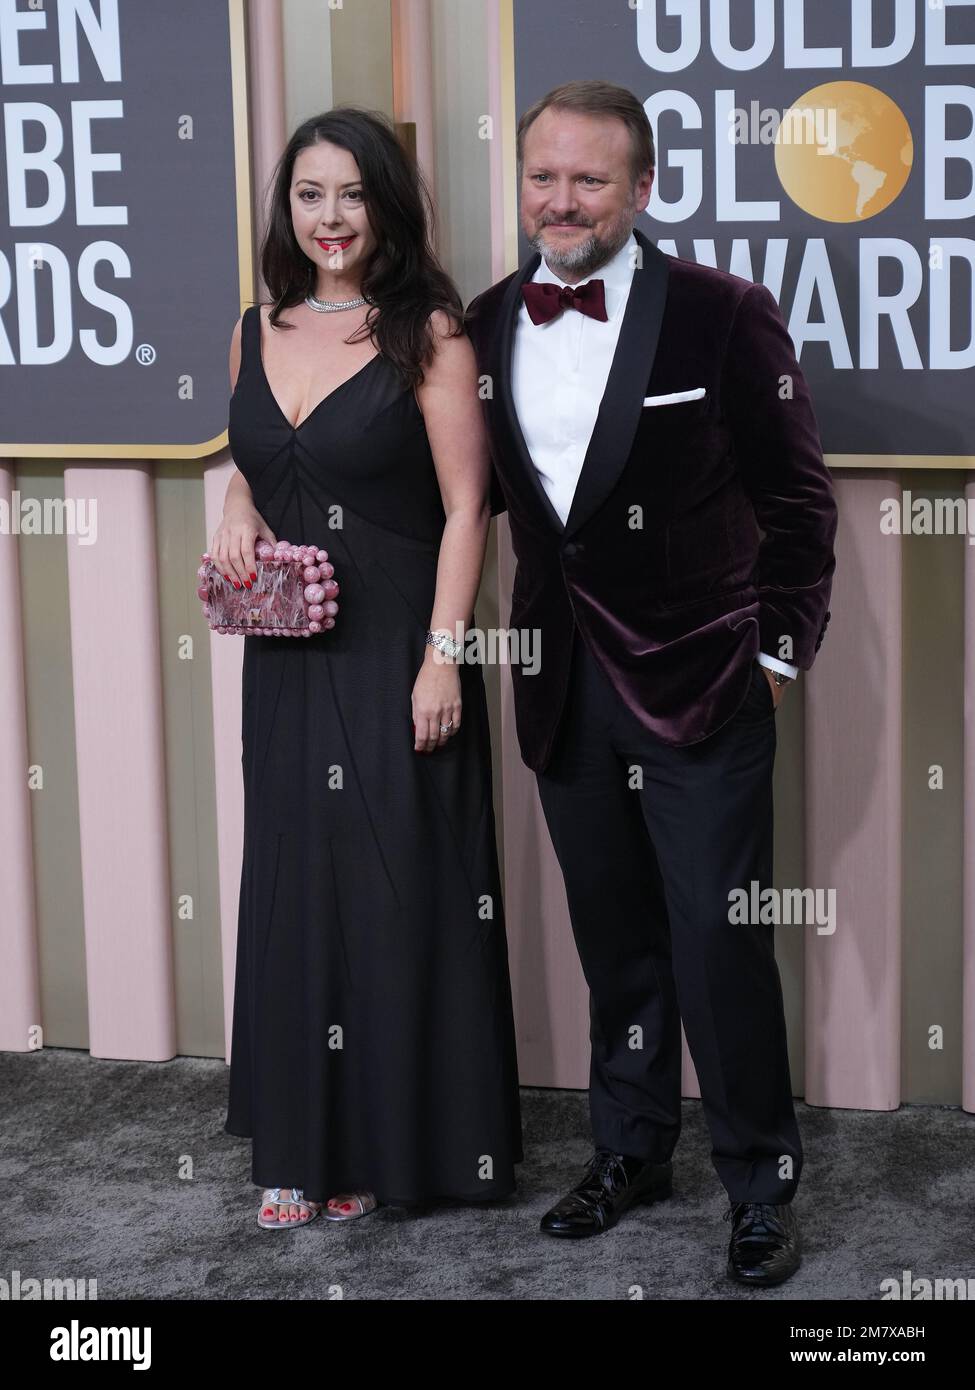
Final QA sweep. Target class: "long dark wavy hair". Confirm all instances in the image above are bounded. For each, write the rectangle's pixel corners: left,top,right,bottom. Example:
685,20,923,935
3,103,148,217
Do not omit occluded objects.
259,108,464,388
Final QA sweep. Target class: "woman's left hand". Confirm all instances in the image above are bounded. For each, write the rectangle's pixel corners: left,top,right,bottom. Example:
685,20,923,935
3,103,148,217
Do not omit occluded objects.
412,658,462,752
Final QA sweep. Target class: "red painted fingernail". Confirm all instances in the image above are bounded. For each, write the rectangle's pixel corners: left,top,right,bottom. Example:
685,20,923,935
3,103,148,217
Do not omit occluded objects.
249,572,257,581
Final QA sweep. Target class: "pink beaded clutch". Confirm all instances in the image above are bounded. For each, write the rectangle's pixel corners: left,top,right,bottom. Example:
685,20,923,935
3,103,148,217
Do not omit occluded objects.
198,538,340,636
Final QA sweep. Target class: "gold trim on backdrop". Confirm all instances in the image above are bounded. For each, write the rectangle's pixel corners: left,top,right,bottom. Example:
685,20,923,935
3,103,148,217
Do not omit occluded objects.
499,0,518,276
2,0,253,461
231,0,255,318
829,456,975,470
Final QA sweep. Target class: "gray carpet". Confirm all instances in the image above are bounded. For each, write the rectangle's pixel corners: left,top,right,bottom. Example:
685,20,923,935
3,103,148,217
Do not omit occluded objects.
2,1048,972,1300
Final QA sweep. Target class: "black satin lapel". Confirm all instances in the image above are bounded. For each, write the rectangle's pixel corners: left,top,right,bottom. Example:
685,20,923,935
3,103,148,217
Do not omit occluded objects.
493,253,567,535
562,230,671,538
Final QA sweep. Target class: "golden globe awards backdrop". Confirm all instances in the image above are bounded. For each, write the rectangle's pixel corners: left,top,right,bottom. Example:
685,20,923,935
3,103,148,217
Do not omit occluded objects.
0,0,251,458
512,0,975,466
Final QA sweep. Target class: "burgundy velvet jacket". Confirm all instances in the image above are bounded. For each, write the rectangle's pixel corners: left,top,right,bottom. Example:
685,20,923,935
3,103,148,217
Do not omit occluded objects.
465,226,838,774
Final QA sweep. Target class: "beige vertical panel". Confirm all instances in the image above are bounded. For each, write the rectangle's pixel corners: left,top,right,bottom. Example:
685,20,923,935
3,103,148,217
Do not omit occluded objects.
12,463,87,1048
901,471,964,1103
806,474,902,1109
329,0,393,111
156,463,225,1058
426,0,494,299
0,462,42,1051
282,0,333,135
64,465,176,1060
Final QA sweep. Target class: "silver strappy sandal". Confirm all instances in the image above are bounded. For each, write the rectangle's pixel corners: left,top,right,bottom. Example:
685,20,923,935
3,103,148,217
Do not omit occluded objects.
257,1186,322,1229
324,1191,379,1221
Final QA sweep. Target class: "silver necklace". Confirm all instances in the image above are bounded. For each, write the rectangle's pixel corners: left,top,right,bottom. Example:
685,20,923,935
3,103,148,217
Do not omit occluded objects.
304,292,368,313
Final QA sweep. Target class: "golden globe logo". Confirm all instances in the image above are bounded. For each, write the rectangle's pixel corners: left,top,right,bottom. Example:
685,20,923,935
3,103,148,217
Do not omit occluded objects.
773,83,912,223
634,0,974,374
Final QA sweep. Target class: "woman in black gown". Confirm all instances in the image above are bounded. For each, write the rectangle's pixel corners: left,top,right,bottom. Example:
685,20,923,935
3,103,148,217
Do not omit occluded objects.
213,109,522,1226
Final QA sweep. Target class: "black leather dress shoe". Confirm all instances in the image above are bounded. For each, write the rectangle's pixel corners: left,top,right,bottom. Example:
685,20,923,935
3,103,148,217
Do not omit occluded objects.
725,1201,802,1285
539,1149,673,1237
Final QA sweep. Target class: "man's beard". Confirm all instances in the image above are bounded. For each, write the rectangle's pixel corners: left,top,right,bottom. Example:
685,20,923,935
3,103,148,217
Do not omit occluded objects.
528,202,637,278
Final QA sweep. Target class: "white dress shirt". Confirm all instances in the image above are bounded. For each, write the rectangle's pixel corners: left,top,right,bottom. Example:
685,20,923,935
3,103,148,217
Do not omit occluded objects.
509,231,798,682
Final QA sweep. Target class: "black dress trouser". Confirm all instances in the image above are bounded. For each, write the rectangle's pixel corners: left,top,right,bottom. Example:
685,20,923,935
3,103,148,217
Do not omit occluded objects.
534,626,802,1204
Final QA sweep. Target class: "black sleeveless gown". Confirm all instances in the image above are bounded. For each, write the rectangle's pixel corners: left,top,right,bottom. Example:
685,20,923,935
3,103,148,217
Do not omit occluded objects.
223,304,523,1205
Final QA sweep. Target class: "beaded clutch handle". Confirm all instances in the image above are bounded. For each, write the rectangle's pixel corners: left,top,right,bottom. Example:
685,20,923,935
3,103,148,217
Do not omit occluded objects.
198,538,340,636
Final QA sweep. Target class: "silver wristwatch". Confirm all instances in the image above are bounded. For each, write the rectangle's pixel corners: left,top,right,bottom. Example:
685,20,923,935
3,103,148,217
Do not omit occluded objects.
426,629,464,661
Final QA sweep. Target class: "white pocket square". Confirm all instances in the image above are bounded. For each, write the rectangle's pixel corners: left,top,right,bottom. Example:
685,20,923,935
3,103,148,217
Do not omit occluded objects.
643,387,707,407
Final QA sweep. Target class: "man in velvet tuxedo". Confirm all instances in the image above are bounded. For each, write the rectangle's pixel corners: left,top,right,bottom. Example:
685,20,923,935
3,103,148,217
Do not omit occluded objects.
465,81,837,1287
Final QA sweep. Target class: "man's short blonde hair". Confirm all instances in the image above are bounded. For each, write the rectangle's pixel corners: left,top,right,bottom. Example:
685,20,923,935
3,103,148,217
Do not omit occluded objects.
517,79,656,185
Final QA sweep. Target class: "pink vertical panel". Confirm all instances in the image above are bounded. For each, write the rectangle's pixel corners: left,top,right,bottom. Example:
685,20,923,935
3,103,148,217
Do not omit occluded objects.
391,0,435,192
247,0,287,226
64,465,175,1060
805,474,901,1108
0,462,42,1052
963,477,975,1114
215,0,286,1059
